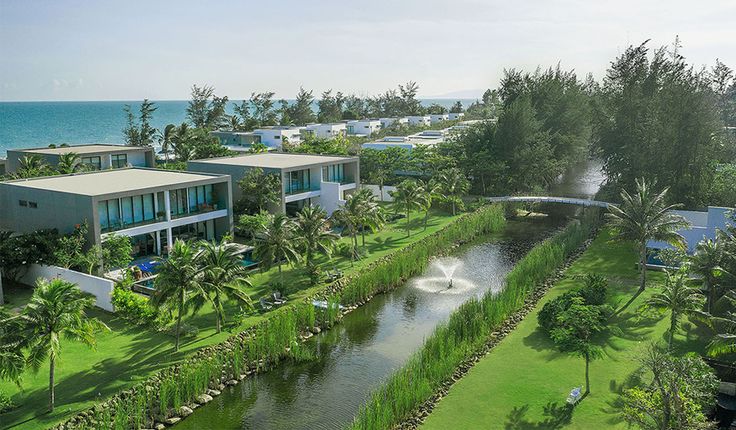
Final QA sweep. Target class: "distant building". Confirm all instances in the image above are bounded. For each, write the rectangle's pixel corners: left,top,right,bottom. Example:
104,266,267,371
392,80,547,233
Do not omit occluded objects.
647,206,734,264
429,113,449,124
379,117,409,129
361,131,445,152
448,112,465,121
346,119,382,137
5,144,155,173
0,159,6,176
187,153,359,216
211,131,262,150
407,115,431,127
252,126,304,149
0,168,233,258
302,123,347,139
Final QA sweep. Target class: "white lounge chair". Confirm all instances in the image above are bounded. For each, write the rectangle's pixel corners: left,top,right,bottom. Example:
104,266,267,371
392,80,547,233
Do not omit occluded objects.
566,387,582,405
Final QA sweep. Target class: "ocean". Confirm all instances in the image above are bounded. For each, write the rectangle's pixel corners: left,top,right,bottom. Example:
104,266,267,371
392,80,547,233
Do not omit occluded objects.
0,99,476,157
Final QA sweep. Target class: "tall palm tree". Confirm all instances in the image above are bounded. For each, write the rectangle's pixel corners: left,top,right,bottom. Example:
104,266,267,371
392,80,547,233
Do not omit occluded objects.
391,180,426,237
690,233,733,313
607,178,690,292
645,267,704,348
15,154,50,179
353,188,384,247
418,179,441,230
0,309,26,387
152,240,201,351
20,279,108,412
295,205,338,277
437,168,470,216
56,152,84,174
254,214,300,285
332,194,363,262
157,123,177,164
707,291,736,357
195,239,254,333
171,123,194,162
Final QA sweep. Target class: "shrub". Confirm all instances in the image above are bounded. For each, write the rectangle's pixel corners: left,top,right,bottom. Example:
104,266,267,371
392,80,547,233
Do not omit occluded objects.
538,291,579,333
0,391,16,414
578,274,608,306
111,285,167,327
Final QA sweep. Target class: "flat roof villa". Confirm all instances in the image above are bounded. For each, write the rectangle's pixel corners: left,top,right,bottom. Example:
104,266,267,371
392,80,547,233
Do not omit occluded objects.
429,113,449,123
379,117,409,129
303,123,347,139
448,112,465,121
5,144,155,173
252,126,303,149
0,168,233,258
346,119,381,137
187,153,359,215
211,131,263,150
407,115,431,126
362,130,447,151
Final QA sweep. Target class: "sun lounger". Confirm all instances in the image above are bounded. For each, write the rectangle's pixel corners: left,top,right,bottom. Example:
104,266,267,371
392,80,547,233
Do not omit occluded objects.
566,387,582,405
259,297,273,311
272,291,287,305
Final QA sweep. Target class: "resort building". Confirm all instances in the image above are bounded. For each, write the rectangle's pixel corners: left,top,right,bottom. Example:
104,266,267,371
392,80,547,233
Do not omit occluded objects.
429,113,449,124
4,144,155,173
647,206,734,264
302,123,348,139
407,115,431,127
187,153,359,216
362,130,446,152
379,117,409,129
211,131,263,150
448,112,465,121
346,119,382,137
252,126,303,149
0,168,233,258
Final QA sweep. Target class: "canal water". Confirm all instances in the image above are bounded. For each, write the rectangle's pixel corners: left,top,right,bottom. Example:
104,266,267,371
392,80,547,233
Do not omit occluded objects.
177,160,605,430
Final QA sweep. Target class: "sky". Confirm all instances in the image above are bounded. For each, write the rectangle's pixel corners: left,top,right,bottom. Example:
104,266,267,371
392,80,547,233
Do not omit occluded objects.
0,0,735,101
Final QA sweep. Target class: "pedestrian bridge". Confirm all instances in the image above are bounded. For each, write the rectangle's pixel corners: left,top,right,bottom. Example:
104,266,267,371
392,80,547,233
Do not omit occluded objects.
486,196,612,208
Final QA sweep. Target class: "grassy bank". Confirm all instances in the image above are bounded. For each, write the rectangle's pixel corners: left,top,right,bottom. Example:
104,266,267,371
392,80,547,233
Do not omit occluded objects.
0,206,501,430
350,211,598,430
420,229,711,429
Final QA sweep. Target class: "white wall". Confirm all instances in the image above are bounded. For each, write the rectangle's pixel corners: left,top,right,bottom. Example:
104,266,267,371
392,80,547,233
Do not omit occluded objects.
363,184,398,202
318,181,342,215
20,264,116,312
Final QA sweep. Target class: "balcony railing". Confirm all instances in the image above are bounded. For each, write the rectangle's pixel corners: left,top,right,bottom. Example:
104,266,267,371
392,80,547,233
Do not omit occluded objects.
172,203,222,219
101,216,165,233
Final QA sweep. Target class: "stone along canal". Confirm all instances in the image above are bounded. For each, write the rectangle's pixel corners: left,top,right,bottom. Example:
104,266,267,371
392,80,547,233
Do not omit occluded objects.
177,160,605,430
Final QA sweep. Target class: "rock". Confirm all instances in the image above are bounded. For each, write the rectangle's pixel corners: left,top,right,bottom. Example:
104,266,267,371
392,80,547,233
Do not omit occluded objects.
179,406,193,417
163,417,181,425
154,424,166,430
226,379,238,386
238,374,247,380
217,383,226,391
207,389,221,396
311,326,321,334
196,394,213,404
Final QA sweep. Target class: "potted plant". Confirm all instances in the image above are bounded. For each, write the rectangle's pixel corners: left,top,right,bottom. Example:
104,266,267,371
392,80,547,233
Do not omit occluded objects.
156,210,166,220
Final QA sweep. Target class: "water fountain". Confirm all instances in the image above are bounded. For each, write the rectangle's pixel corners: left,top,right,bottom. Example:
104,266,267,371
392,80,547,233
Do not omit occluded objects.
412,257,478,294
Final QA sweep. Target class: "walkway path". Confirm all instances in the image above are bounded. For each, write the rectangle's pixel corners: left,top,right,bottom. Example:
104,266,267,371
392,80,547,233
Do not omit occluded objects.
487,195,612,208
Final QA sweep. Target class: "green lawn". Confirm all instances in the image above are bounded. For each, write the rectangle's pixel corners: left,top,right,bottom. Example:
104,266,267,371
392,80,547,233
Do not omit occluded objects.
421,229,711,430
0,209,458,430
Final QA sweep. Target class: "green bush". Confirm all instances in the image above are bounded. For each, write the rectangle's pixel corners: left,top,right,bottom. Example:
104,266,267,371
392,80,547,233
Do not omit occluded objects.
538,291,579,333
111,285,163,327
0,390,16,414
538,274,609,332
578,274,608,306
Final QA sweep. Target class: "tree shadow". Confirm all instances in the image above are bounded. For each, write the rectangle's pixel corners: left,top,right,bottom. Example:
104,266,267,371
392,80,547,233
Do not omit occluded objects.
505,402,574,430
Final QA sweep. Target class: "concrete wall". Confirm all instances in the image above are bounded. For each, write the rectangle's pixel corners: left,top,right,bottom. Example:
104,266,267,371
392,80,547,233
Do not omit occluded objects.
363,184,398,202
5,147,154,173
317,181,342,215
19,264,115,312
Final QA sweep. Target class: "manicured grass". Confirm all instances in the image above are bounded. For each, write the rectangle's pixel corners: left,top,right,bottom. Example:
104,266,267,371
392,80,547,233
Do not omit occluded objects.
0,209,458,430
421,229,711,430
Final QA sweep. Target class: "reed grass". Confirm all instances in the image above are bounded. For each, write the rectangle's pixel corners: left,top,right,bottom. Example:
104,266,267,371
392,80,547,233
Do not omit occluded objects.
350,210,599,430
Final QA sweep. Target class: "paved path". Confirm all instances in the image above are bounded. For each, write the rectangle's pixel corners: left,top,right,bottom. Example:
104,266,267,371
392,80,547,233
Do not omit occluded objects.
486,195,612,208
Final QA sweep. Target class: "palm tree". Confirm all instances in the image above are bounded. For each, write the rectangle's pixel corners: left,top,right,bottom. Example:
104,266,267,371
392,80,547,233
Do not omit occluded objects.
152,240,201,351
690,233,733,313
295,206,338,278
437,168,470,216
391,180,426,237
0,309,26,387
20,279,108,412
707,291,736,357
607,178,690,292
171,123,194,162
157,124,177,164
353,188,384,247
254,213,300,285
646,266,704,348
15,154,50,178
56,152,84,174
418,179,441,230
332,194,363,262
195,239,254,333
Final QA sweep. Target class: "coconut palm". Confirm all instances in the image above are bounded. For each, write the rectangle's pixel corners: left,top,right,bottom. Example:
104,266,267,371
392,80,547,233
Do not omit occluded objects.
295,205,338,277
391,180,426,237
437,168,470,216
152,240,202,351
646,266,704,348
707,291,736,357
332,194,364,262
690,233,733,313
195,239,254,333
15,154,50,179
607,178,690,292
0,309,26,387
157,123,177,164
20,278,108,412
353,188,384,247
56,152,84,174
171,123,194,162
418,179,441,230
254,213,300,285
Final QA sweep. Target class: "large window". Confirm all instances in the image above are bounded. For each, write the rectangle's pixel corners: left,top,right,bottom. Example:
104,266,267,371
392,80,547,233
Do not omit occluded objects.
82,156,102,170
322,164,344,183
98,193,156,232
111,154,128,168
172,185,215,217
286,169,311,195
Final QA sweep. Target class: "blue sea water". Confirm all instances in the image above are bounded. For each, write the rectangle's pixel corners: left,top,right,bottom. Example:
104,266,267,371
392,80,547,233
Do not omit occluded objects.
0,99,476,157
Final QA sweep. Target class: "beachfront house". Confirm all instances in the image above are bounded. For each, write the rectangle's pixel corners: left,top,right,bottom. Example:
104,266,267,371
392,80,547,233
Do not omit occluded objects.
302,123,348,139
407,115,431,127
429,113,449,124
0,168,233,258
211,131,263,150
187,153,359,216
379,117,409,129
251,126,303,149
647,206,734,266
346,119,382,137
4,144,155,173
448,112,465,121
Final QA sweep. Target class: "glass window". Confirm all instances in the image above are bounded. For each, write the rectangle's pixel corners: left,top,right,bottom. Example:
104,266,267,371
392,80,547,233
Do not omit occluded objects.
188,187,197,212
205,185,213,205
108,199,120,229
132,195,143,223
19,200,27,207
81,156,101,170
197,186,205,205
143,194,154,220
111,154,128,168
121,197,133,226
98,201,109,230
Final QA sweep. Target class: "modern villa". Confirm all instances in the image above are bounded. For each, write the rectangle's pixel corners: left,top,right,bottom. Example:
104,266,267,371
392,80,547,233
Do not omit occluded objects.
0,167,233,258
407,115,431,126
429,113,449,123
448,112,465,121
303,123,347,139
4,144,155,173
187,153,359,215
346,119,382,137
252,126,303,148
362,129,447,151
379,117,409,129
211,131,263,150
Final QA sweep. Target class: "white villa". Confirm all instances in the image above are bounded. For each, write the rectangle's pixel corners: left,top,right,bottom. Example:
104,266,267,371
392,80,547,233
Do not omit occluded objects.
429,113,449,124
302,123,347,139
379,117,409,129
252,126,304,149
346,119,382,137
449,112,465,121
407,115,431,126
